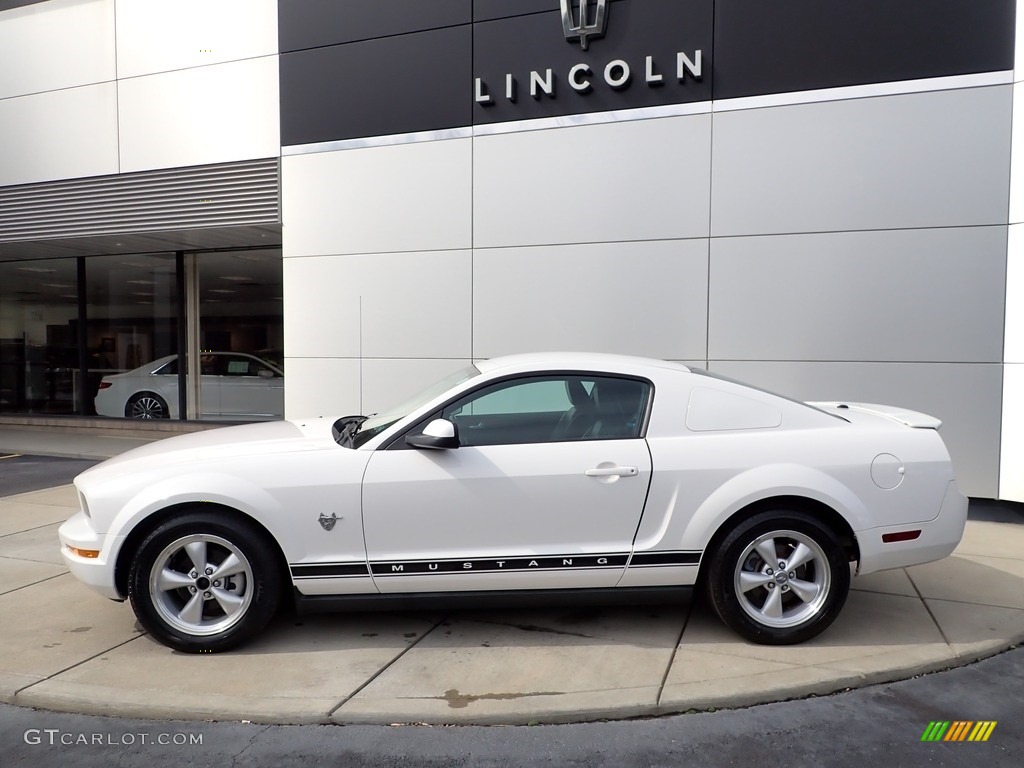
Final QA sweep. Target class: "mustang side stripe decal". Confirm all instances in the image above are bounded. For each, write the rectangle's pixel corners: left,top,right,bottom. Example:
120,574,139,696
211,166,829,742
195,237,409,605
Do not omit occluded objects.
290,551,702,579
629,551,702,566
291,562,369,578
372,554,629,576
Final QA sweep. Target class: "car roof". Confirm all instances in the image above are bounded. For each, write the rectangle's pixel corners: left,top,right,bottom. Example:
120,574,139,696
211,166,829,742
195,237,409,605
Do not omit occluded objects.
142,352,283,372
473,352,692,377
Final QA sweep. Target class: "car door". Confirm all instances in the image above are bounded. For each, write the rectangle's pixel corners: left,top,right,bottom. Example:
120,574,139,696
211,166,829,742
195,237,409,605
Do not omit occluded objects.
216,353,284,419
361,374,653,593
197,354,220,418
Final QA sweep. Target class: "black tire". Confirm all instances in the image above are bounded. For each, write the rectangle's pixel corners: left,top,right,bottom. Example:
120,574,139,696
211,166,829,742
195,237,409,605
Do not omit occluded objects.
706,510,850,645
125,392,170,419
128,511,283,653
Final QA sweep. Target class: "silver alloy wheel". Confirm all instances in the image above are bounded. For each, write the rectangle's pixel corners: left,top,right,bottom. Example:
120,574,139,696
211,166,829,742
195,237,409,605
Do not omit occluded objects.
148,534,255,637
130,395,165,419
733,528,831,629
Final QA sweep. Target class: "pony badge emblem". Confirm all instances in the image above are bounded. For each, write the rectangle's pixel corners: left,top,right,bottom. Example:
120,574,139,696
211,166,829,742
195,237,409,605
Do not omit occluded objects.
561,0,608,50
318,512,340,531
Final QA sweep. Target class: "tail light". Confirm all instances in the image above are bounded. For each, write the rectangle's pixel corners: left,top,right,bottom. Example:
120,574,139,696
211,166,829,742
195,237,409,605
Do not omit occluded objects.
98,381,112,389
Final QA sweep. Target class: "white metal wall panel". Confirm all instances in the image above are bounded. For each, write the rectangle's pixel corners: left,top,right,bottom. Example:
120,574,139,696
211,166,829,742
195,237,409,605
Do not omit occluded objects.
472,239,710,360
282,357,361,420
1002,0,1024,501
282,140,472,257
1010,82,1024,225
711,361,1002,499
711,86,1012,237
1007,225,1024,364
1002,224,1024,502
117,57,280,173
284,250,472,360
0,82,119,186
1001,364,1024,502
115,0,278,79
361,358,473,416
0,0,115,100
283,256,363,359
708,226,1007,363
356,250,472,359
474,116,712,248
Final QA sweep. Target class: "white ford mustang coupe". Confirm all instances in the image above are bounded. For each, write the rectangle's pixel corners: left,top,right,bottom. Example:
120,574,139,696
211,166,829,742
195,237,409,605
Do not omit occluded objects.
59,353,967,653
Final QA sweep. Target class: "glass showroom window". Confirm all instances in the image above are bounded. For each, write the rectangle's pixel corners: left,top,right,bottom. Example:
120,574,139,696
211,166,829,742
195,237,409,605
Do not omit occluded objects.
86,254,179,419
196,250,283,420
0,258,81,415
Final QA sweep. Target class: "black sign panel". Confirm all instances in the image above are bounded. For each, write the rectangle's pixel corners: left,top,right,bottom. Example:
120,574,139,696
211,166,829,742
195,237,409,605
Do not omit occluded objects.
278,0,1016,146
279,0,471,52
472,0,713,125
473,0,568,22
0,0,47,9
280,25,472,146
714,0,1015,100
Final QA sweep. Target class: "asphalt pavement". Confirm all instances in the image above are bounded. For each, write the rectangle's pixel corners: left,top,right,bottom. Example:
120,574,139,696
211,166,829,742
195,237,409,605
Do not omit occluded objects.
0,455,98,497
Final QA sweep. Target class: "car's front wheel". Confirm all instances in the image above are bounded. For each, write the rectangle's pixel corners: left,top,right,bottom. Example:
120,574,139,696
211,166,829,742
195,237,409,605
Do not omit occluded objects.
706,510,850,645
128,512,282,652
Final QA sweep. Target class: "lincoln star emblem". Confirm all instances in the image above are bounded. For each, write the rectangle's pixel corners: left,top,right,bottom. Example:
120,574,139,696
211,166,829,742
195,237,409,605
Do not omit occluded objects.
561,0,607,51
318,512,340,531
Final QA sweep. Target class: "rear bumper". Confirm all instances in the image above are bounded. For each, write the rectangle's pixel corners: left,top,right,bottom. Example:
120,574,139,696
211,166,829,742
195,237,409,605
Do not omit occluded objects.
856,480,968,575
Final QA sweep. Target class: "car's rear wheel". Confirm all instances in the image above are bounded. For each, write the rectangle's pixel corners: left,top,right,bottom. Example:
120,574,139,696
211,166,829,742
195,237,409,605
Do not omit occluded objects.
126,392,169,419
706,510,850,644
128,512,282,653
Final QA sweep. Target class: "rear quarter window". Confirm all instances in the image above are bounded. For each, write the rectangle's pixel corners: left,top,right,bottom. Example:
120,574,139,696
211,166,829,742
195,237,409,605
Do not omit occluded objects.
685,386,783,432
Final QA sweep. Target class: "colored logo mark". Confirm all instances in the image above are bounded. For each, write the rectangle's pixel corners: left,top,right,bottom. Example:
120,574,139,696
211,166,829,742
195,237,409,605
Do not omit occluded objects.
921,721,997,742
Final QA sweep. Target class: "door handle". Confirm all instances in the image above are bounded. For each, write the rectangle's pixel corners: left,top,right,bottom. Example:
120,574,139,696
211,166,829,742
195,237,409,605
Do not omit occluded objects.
585,466,638,478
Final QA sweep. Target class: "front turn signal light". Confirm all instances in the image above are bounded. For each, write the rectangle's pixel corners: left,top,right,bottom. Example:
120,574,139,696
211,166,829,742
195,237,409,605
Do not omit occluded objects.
67,546,100,559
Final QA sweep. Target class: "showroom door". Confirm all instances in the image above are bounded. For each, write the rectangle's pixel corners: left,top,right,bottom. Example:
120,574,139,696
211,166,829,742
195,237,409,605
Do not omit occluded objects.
187,250,284,421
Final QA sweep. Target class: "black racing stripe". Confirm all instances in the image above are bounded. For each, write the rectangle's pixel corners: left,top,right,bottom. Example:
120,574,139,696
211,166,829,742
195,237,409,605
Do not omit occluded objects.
629,551,701,567
291,562,370,578
371,554,629,576
292,551,701,580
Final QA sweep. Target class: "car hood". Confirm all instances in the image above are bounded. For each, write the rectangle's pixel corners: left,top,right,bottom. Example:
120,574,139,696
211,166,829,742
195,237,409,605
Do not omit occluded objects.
77,418,339,483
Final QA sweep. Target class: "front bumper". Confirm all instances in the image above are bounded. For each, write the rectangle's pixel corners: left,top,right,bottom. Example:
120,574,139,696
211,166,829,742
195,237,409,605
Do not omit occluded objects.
58,511,125,600
856,480,969,575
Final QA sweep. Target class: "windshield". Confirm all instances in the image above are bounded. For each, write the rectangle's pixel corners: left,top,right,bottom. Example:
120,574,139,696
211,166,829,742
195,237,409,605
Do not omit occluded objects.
344,364,481,448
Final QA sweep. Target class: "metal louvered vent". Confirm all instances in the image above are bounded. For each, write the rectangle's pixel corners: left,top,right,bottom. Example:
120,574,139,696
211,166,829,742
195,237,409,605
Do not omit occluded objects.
0,158,279,243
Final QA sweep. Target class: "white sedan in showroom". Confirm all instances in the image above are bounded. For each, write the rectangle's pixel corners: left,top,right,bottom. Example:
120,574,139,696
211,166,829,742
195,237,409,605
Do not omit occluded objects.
93,352,284,420
60,353,967,653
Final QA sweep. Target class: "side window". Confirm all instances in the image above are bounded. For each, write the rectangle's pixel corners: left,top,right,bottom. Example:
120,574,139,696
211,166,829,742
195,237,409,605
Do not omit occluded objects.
437,375,649,447
456,379,571,417
156,359,178,375
225,356,252,376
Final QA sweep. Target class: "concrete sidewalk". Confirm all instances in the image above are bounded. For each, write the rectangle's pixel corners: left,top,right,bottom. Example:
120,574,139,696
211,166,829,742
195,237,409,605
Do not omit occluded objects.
1,477,1023,725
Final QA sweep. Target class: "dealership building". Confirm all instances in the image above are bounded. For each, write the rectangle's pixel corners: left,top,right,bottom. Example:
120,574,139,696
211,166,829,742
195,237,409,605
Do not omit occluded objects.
0,0,1021,502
